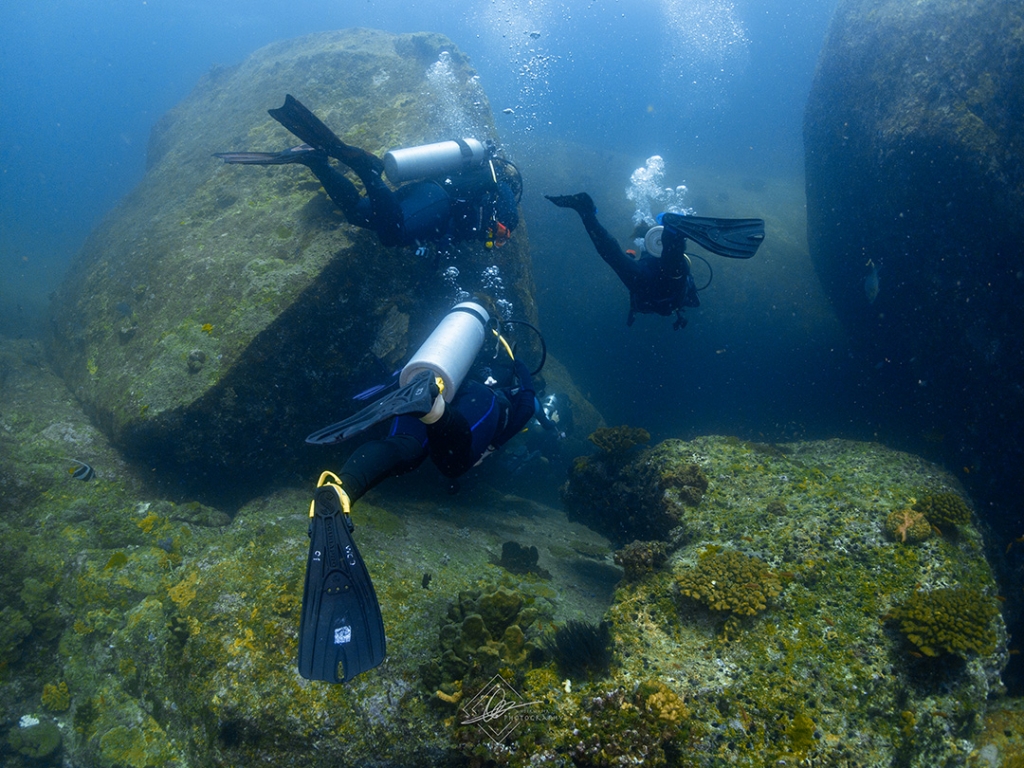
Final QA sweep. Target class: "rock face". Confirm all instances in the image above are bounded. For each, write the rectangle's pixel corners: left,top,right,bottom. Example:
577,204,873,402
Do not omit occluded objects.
803,1,1024,508
49,29,539,498
1,347,1008,767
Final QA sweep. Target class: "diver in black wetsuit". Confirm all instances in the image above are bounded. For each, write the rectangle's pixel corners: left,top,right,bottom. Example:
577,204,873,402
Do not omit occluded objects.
546,192,765,330
298,299,536,684
335,356,536,506
216,95,521,250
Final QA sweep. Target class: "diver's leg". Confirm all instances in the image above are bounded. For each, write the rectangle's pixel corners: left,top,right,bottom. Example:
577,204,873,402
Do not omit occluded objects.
337,432,428,504
268,95,384,173
301,156,375,228
425,406,475,478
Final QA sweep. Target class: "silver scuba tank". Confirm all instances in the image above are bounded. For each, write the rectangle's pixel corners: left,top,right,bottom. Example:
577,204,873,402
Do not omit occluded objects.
644,225,665,256
383,138,488,183
400,301,490,402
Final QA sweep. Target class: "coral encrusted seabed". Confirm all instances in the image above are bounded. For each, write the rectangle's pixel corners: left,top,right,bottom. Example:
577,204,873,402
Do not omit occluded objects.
0,337,1013,767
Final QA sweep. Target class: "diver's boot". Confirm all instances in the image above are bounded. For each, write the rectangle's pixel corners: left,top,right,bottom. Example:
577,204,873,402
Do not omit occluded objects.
545,193,597,216
214,144,328,166
269,94,385,175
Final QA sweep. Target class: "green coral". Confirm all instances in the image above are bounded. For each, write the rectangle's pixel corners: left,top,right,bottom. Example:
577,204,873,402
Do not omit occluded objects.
676,549,782,617
913,492,972,527
420,584,548,699
42,680,71,712
0,606,32,664
889,587,999,658
7,720,62,759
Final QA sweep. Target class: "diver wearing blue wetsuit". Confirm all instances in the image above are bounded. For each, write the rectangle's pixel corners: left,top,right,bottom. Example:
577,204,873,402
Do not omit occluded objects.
216,95,520,250
333,356,536,505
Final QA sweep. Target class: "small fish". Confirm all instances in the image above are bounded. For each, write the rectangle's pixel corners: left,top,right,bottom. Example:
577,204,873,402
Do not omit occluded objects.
863,259,880,304
502,108,515,115
528,30,541,39
68,460,95,481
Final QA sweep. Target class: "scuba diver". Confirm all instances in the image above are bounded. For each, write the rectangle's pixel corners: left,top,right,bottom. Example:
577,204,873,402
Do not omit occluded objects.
215,94,522,251
297,298,538,683
546,192,765,330
502,388,573,479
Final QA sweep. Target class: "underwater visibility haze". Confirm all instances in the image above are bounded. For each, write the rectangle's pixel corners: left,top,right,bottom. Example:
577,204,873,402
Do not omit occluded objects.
4,0,1024,766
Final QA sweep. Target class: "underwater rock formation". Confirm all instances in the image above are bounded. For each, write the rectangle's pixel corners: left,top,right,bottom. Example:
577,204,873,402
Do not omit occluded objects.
48,29,542,499
2,338,1013,766
561,435,708,545
803,0,1024,519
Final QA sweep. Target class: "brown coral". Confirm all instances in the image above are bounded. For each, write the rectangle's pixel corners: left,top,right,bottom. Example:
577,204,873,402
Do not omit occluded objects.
884,508,933,544
660,462,709,506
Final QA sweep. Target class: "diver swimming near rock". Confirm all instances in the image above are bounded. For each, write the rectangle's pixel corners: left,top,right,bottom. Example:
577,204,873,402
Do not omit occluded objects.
216,95,522,251
546,191,764,330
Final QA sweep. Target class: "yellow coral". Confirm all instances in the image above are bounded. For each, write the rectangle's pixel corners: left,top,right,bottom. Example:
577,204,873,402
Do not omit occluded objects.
136,512,161,534
644,685,688,725
913,492,972,527
167,571,199,609
676,549,782,617
889,587,998,658
41,681,70,712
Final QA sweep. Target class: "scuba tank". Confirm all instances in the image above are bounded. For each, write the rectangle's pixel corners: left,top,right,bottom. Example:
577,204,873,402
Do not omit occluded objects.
384,138,489,183
400,302,490,402
644,225,665,256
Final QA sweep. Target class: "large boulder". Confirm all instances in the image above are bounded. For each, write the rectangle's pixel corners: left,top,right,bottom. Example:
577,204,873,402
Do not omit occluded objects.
803,1,1024,509
49,29,541,500
1,343,1009,767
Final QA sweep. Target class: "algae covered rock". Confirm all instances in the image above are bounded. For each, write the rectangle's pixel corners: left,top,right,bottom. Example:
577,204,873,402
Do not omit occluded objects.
562,436,708,545
803,0,1024,518
49,29,539,497
600,436,1007,767
4,336,1012,767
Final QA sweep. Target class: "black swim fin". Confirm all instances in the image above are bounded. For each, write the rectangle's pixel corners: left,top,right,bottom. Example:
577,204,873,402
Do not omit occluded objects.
213,145,325,166
268,95,383,173
298,473,385,683
660,213,765,259
306,370,439,445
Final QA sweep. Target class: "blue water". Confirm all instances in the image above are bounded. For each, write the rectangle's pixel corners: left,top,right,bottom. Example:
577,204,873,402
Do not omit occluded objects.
0,0,833,330
1,0,848,439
